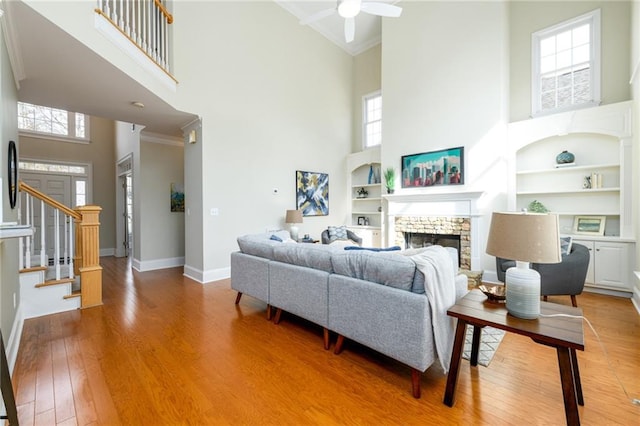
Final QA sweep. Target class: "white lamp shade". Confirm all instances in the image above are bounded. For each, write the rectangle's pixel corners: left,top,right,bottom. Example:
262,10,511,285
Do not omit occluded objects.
285,209,303,224
486,212,561,264
486,212,561,319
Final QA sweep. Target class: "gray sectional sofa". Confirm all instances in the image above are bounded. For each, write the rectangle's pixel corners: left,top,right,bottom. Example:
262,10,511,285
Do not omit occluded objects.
230,231,468,398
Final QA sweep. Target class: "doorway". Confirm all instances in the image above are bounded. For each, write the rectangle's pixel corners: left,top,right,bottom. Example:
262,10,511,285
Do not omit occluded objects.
19,159,91,262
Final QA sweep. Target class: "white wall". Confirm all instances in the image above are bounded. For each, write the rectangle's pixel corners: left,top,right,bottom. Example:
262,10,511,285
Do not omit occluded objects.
352,45,381,153
19,117,117,252
509,1,631,122
172,2,353,281
0,15,22,368
136,139,185,270
381,1,510,277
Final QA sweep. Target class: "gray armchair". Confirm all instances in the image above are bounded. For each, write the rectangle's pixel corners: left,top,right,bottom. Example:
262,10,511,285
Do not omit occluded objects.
321,229,362,246
495,243,590,307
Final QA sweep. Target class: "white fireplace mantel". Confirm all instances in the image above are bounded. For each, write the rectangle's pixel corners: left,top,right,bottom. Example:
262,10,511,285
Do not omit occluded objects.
385,190,485,270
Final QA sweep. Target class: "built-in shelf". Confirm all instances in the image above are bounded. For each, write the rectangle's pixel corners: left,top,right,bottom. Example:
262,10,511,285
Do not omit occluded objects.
516,163,619,175
517,187,620,195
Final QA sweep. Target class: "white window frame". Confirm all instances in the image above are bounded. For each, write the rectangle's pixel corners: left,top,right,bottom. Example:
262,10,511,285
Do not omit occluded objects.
362,91,382,149
18,102,91,144
18,158,93,207
531,9,601,117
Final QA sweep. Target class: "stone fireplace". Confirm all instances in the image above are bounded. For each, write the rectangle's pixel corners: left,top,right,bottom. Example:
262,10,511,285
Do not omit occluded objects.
395,216,471,269
385,191,484,271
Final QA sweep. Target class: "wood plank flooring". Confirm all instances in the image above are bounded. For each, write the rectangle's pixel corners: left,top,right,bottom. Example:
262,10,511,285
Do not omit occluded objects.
12,256,640,425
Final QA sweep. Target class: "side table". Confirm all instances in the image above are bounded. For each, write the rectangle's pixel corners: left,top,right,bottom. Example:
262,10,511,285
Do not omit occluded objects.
444,290,585,426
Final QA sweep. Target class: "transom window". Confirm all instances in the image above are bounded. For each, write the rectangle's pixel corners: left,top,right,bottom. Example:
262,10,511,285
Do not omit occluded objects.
18,102,89,141
363,92,382,148
531,9,600,116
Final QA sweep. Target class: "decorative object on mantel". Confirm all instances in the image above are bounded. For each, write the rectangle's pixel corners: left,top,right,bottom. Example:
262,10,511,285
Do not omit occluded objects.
590,172,602,189
527,199,548,213
401,146,464,188
583,175,591,189
356,187,368,198
384,167,396,194
555,150,575,165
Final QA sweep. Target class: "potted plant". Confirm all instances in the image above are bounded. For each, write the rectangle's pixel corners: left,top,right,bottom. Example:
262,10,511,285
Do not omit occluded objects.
384,167,396,194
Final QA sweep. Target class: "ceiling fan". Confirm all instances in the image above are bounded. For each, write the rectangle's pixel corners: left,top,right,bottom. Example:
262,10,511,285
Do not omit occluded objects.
300,0,402,44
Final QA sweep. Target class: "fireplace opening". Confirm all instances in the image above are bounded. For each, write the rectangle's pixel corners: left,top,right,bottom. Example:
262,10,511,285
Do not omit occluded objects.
404,232,461,265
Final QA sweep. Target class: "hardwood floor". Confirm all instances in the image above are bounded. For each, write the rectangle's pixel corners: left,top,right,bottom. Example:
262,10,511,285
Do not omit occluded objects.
12,256,640,425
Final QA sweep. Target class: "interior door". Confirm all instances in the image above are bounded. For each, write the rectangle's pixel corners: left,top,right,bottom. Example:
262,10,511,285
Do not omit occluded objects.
21,172,72,262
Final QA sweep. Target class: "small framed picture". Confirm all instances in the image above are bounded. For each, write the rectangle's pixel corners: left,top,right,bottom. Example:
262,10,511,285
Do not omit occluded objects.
573,215,606,236
357,216,366,226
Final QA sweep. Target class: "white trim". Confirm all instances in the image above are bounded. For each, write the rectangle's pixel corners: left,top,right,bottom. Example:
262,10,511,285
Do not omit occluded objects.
183,264,230,284
95,12,177,91
362,90,382,150
132,256,185,272
0,0,26,89
100,248,115,256
18,131,91,145
140,131,183,147
6,303,24,375
531,9,601,117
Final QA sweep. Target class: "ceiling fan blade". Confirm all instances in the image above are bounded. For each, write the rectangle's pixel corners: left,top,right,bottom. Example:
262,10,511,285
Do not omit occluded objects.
361,2,402,18
299,7,336,26
344,17,355,43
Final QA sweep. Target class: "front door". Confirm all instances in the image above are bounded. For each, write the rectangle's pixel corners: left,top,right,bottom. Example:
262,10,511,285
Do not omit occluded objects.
21,172,72,262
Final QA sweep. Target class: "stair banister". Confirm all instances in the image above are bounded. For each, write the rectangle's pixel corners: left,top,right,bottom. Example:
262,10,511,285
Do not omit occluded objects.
18,181,102,308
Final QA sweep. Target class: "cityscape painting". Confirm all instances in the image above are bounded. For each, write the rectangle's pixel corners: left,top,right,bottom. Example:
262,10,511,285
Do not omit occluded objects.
401,146,464,188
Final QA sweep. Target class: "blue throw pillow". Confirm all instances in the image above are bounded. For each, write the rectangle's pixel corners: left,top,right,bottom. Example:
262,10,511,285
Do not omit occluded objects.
344,246,401,252
270,234,283,242
328,225,348,241
560,236,572,256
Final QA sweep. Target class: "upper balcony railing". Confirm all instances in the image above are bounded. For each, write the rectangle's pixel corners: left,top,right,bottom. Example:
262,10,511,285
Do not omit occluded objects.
95,0,173,76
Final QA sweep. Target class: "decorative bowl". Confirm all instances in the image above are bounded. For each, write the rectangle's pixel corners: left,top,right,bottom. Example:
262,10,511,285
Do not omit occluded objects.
478,284,506,302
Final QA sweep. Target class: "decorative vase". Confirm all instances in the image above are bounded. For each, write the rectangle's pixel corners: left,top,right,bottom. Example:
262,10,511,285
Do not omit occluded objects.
556,150,575,164
387,188,394,194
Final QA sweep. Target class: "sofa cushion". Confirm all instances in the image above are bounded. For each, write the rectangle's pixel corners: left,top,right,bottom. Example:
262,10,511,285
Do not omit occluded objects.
272,243,335,273
331,250,416,291
237,231,291,260
327,225,348,242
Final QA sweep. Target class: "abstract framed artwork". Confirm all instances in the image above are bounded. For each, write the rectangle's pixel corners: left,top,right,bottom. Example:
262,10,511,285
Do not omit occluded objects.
296,170,329,216
401,146,464,188
170,183,185,212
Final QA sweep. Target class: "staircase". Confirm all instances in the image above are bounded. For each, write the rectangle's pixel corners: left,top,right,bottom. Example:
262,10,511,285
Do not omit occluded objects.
18,181,103,319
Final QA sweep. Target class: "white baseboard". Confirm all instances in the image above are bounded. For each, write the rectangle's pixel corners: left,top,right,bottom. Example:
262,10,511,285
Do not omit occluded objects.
183,264,230,284
6,304,24,376
132,256,185,272
100,248,115,257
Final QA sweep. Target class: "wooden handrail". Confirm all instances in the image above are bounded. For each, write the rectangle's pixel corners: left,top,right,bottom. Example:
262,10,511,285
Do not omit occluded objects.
155,0,173,24
18,181,82,220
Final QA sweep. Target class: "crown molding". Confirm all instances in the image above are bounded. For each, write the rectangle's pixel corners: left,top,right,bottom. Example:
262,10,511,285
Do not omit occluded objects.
140,130,183,147
1,1,26,89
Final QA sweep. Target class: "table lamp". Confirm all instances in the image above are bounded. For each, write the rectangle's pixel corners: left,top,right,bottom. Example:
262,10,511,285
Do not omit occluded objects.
285,209,303,241
485,212,561,319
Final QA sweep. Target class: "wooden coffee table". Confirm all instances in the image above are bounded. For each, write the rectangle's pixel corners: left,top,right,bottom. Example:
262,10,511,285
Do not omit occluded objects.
444,290,585,426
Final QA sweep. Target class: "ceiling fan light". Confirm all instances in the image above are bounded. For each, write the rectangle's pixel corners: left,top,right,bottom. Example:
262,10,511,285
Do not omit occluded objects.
338,0,361,18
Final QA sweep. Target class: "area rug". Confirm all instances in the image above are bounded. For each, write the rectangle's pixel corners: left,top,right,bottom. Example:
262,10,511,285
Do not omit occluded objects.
461,326,505,367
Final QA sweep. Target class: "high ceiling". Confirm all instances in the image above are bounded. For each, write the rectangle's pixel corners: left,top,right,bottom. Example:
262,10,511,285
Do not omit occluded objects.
276,0,396,55
3,1,393,138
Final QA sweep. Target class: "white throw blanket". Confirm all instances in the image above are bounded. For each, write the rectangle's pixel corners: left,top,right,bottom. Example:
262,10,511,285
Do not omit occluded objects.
409,246,457,374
